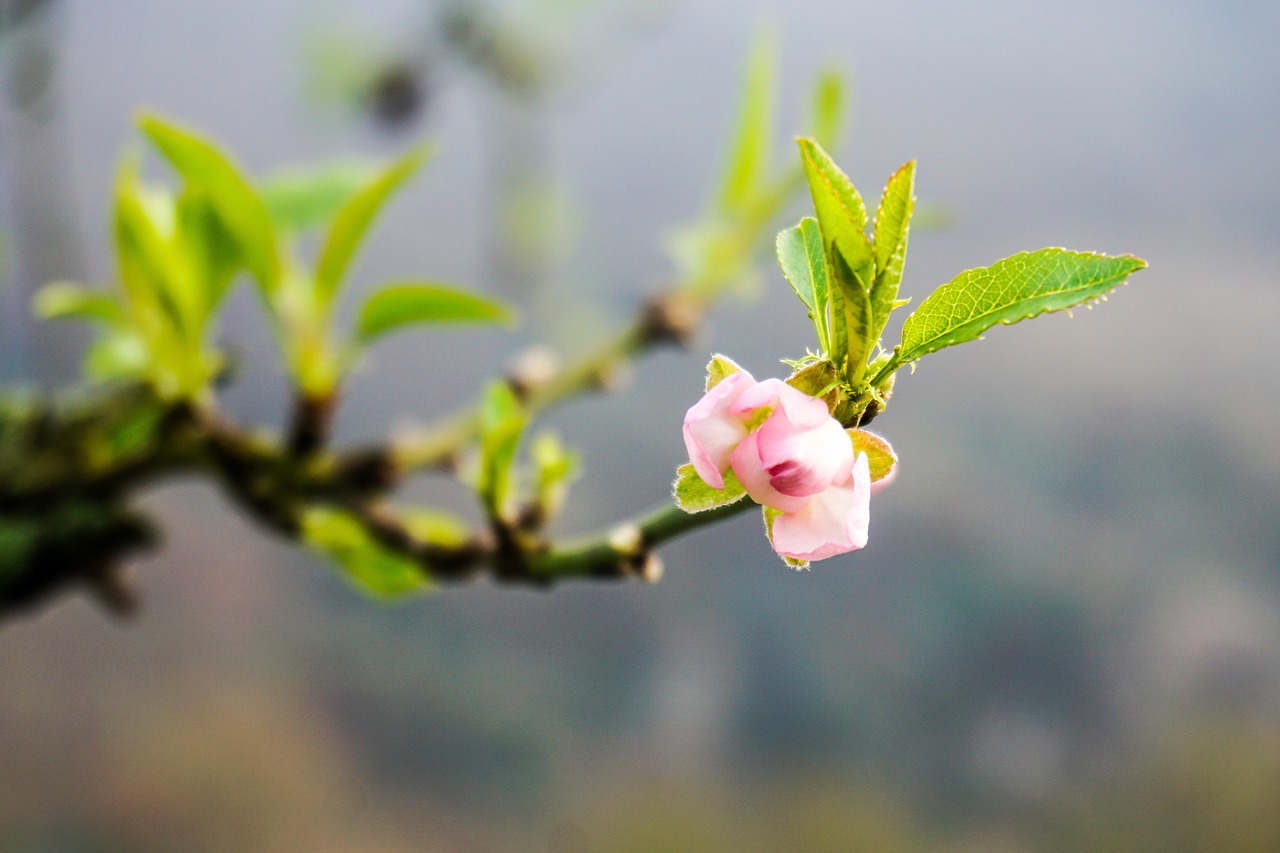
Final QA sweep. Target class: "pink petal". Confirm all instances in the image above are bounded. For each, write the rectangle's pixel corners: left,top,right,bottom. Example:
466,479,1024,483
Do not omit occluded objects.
682,371,755,488
755,410,853,497
770,452,872,561
730,378,831,428
730,430,809,513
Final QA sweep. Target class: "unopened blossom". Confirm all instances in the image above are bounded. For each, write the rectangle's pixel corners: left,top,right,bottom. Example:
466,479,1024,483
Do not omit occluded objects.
682,368,879,563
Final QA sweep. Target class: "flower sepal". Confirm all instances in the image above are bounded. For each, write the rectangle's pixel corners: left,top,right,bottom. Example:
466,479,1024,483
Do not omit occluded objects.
847,429,897,484
705,353,747,391
673,462,747,513
784,358,842,414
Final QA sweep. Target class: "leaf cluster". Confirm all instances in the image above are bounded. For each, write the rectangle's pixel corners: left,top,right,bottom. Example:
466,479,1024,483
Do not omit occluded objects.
36,115,512,404
777,140,1146,426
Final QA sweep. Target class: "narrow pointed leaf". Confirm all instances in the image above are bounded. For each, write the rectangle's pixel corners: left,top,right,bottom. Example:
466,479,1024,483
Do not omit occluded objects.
869,160,916,342
719,31,776,214
32,282,127,327
798,137,866,231
315,144,434,304
138,114,280,291
477,381,526,519
776,217,831,352
797,137,874,289
176,188,242,314
357,282,513,342
894,248,1148,368
113,175,192,339
531,431,579,521
673,463,746,513
830,248,875,384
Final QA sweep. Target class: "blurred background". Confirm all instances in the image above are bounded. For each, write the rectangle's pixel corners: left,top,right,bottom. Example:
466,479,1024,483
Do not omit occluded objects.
3,0,1280,850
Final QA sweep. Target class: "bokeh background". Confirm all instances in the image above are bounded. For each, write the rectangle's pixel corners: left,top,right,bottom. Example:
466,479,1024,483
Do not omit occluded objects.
3,0,1280,850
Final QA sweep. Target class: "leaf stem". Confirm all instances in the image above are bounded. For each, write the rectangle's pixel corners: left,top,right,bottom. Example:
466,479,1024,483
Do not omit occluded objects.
868,356,901,389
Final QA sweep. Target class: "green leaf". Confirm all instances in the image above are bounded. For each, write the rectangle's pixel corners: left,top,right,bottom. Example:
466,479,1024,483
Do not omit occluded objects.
301,507,430,599
113,170,193,339
807,68,846,152
356,282,513,343
705,353,747,391
776,217,831,352
796,136,874,286
32,282,127,327
719,30,776,214
315,144,434,305
830,247,875,384
798,136,866,231
673,463,746,513
847,429,896,483
892,249,1148,371
176,188,242,314
137,113,280,291
477,381,526,519
762,507,809,569
869,160,916,343
261,159,381,231
531,431,579,521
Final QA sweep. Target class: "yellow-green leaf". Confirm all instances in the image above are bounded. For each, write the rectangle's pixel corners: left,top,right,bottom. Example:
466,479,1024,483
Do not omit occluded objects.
869,160,916,342
315,144,434,304
796,137,873,286
356,282,513,342
830,247,875,384
476,381,526,520
138,113,280,292
301,507,431,599
32,282,126,327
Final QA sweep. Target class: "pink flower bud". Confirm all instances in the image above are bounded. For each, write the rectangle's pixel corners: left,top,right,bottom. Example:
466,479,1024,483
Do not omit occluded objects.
681,367,883,564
